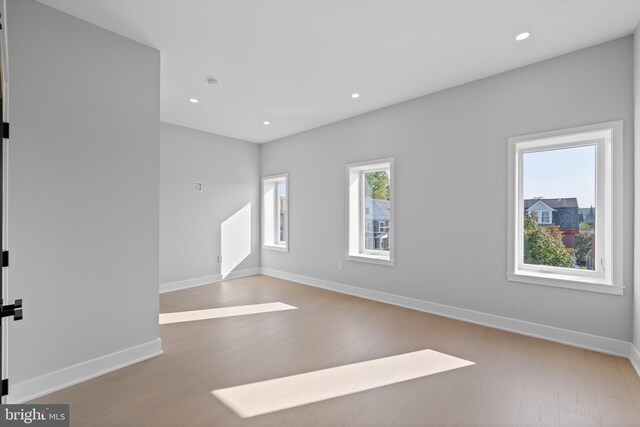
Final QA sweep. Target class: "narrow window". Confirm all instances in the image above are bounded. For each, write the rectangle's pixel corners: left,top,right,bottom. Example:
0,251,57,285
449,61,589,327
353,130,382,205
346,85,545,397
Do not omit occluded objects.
538,210,552,225
347,159,394,265
507,122,622,294
262,173,288,252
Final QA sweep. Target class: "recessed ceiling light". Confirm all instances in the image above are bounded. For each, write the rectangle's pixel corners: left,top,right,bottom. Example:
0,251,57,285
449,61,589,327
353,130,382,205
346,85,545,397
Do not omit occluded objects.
515,32,531,41
351,93,360,98
263,121,270,125
189,98,199,103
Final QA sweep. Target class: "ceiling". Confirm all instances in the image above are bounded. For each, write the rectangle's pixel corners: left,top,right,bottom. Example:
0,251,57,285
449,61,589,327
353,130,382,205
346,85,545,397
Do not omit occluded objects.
36,0,640,143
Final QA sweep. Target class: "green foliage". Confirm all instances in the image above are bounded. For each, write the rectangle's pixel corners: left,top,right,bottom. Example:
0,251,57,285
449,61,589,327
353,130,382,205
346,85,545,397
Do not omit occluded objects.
574,231,593,266
364,171,390,201
523,214,575,268
579,222,594,231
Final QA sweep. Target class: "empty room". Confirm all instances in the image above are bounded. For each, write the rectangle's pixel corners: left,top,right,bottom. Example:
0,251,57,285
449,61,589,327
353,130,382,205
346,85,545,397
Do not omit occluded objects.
1,0,640,426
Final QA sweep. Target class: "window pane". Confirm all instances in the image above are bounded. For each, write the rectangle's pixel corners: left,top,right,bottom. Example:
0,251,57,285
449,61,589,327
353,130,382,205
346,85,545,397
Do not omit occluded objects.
522,145,596,270
363,170,390,252
263,174,288,251
539,211,550,224
277,181,287,243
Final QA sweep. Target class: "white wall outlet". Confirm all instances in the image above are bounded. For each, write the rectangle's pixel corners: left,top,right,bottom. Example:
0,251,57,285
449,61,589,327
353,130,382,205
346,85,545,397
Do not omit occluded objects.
218,255,222,263
194,182,203,191
337,261,343,270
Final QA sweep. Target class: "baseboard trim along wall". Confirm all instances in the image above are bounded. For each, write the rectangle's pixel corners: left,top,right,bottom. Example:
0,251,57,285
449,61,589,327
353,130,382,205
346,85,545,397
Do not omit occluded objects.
260,268,632,358
8,338,163,404
630,345,640,378
159,268,260,294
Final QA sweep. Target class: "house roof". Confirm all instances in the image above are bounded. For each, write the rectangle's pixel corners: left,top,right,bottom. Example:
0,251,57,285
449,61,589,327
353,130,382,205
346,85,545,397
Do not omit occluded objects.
524,198,578,209
526,200,556,213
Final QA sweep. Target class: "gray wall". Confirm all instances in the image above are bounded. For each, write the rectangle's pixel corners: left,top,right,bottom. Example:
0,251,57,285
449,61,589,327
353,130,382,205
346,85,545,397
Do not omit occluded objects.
160,122,260,284
7,0,160,382
261,37,634,342
634,26,640,351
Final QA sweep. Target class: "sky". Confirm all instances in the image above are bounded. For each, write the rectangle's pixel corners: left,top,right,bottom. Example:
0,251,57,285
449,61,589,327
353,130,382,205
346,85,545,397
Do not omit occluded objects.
523,145,595,208
278,181,287,198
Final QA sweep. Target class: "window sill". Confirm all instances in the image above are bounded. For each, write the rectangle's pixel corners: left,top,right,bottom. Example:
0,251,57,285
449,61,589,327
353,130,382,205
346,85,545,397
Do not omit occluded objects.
507,271,623,295
347,254,394,267
263,244,288,253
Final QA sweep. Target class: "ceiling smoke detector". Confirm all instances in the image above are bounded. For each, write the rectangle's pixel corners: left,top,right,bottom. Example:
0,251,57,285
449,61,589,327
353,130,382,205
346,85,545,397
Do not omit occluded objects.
207,77,219,85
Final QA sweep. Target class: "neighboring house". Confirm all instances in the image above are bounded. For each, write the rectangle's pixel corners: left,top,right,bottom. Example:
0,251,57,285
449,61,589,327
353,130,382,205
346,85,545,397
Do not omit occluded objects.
524,197,580,248
364,198,390,251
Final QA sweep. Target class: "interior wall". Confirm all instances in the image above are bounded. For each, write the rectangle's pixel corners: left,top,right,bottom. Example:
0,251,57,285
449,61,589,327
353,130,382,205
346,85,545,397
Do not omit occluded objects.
160,122,260,285
633,25,640,357
7,0,160,386
261,36,634,342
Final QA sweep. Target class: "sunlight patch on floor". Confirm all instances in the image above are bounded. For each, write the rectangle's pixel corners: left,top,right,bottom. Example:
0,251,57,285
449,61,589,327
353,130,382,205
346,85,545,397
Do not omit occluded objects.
212,349,474,417
159,302,297,325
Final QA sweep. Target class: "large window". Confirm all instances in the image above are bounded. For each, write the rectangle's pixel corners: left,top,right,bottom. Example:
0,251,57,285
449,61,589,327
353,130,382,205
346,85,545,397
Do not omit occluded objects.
347,159,394,265
262,173,288,252
507,122,622,294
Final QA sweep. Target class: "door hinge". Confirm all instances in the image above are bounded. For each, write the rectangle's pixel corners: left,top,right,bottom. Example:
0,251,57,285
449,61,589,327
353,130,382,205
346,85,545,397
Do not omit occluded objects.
1,379,7,396
1,299,22,321
2,251,8,267
2,122,8,139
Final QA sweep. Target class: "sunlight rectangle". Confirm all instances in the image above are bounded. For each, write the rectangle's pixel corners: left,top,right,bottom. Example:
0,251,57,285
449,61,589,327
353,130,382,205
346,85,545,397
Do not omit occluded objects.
159,302,297,325
221,203,252,278
212,349,474,417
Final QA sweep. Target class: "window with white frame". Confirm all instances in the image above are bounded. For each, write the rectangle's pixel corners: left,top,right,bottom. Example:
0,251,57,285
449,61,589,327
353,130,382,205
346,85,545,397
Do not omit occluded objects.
537,210,552,224
347,159,394,265
507,121,623,294
262,173,288,252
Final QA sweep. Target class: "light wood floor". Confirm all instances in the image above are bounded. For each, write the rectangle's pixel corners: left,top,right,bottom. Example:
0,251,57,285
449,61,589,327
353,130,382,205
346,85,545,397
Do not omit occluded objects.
33,275,640,426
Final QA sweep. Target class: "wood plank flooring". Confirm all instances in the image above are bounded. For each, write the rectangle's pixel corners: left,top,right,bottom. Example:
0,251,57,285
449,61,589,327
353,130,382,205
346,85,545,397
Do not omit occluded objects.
31,275,640,426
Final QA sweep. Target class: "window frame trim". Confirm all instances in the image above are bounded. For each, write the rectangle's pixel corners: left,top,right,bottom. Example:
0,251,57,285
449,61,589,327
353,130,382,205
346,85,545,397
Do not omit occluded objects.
507,121,624,295
262,172,289,253
346,158,395,266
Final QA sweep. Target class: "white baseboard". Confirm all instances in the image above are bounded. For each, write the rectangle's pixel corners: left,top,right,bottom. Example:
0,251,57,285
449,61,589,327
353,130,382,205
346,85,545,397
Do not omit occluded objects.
630,344,640,378
8,338,163,404
159,268,260,294
260,268,631,358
